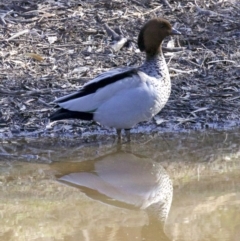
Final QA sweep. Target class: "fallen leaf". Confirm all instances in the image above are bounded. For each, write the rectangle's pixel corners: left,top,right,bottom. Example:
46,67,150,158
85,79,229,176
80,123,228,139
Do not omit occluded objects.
26,53,44,61
47,36,57,44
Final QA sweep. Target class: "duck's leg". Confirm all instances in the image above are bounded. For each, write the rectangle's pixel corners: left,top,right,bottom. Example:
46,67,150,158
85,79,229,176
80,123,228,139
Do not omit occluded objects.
116,129,122,143
125,129,131,142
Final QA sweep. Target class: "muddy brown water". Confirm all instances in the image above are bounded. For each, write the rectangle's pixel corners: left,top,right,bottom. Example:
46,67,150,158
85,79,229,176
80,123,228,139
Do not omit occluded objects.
0,130,240,241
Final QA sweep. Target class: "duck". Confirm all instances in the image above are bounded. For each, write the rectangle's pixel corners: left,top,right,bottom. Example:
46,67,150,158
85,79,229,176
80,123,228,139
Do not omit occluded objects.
49,18,181,141
59,151,173,240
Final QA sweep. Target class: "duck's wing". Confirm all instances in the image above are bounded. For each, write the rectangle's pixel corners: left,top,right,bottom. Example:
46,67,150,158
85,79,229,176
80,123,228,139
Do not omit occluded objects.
54,68,136,107
59,172,148,208
49,67,140,121
86,66,134,85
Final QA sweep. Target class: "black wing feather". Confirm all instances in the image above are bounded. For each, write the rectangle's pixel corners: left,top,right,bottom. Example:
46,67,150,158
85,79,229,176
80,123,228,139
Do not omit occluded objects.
49,108,93,121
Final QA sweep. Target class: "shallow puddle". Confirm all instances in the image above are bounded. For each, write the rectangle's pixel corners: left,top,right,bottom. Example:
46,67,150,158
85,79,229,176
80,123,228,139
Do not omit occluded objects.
0,130,240,241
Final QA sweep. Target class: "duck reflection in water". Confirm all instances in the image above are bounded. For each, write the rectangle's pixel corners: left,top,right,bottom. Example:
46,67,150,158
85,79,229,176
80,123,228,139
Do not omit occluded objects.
59,151,173,241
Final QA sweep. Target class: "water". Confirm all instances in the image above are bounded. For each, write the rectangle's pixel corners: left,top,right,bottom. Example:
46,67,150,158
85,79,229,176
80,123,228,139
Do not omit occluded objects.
0,130,240,241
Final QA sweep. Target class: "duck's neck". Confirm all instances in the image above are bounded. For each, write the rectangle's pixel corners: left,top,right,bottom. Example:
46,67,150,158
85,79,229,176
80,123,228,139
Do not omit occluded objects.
139,51,168,79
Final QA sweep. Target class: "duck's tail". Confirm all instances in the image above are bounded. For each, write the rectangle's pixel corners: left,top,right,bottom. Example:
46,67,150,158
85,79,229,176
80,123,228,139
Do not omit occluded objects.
49,108,93,121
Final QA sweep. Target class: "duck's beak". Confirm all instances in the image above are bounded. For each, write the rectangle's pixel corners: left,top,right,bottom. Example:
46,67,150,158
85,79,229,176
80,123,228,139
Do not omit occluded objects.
170,28,181,35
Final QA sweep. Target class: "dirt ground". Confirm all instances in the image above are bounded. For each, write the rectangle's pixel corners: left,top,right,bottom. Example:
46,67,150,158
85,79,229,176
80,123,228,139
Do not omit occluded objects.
0,0,240,139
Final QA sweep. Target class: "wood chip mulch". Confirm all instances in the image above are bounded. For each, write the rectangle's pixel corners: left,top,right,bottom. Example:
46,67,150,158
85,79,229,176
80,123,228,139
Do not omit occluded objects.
0,0,240,139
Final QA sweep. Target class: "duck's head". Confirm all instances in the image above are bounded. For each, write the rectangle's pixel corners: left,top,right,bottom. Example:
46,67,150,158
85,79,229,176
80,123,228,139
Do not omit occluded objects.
138,18,181,56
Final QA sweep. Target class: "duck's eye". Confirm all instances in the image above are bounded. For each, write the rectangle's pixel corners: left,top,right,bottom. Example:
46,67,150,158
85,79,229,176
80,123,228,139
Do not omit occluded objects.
160,24,168,29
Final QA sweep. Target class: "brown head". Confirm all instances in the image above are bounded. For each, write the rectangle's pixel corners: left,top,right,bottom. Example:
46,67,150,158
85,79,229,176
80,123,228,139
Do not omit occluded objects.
138,18,181,56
